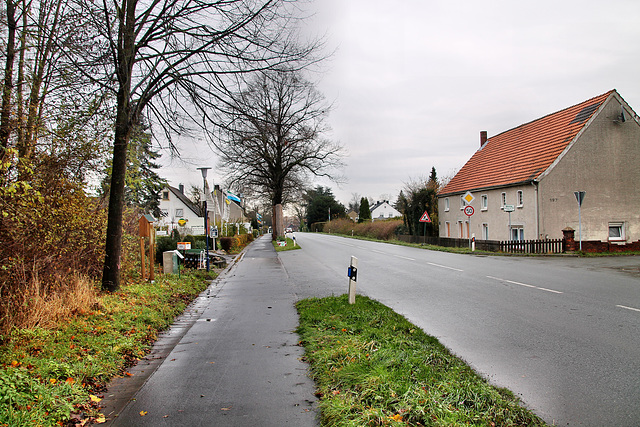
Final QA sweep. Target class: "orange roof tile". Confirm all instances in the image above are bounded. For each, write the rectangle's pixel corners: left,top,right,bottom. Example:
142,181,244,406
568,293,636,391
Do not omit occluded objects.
439,90,615,196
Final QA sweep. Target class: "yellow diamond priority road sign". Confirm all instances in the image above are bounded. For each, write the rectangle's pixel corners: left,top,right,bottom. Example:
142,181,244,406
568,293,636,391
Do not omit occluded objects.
463,191,475,204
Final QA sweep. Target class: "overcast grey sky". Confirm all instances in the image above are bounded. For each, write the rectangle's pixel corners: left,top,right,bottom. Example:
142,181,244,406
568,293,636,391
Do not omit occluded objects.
159,0,640,207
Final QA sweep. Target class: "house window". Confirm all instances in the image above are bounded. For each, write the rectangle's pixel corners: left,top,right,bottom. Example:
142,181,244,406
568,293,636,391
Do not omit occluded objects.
517,190,524,207
482,223,489,240
162,191,169,201
460,195,465,209
444,198,449,212
445,221,451,237
609,222,625,241
175,208,183,217
501,192,507,208
510,227,524,241
481,195,488,210
458,221,464,238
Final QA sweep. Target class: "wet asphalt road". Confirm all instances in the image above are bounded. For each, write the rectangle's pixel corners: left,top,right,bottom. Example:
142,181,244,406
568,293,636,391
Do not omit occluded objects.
105,236,317,426
279,233,640,427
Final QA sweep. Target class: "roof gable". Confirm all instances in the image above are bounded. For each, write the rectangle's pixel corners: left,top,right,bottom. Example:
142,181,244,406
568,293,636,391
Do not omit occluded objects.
439,90,615,196
167,186,201,215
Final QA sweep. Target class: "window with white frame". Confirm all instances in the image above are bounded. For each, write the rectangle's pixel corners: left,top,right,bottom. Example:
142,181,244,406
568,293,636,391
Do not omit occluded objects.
501,192,507,208
609,222,625,241
481,194,488,210
517,190,524,207
510,226,524,241
175,208,183,217
460,195,465,209
482,223,489,240
444,198,449,212
162,191,169,201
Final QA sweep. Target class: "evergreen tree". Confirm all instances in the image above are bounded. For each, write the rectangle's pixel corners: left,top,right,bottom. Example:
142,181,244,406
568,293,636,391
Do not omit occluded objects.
304,186,346,227
358,197,371,223
101,120,167,217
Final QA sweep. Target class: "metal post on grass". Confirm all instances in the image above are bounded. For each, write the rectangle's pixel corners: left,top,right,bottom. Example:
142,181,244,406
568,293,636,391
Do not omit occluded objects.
347,256,358,304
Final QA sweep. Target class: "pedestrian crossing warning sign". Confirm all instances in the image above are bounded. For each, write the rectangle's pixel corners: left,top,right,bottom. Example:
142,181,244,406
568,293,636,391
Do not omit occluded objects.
419,211,432,223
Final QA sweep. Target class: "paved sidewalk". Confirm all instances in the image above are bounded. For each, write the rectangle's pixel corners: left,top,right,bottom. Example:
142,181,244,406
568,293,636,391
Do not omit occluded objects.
103,235,318,426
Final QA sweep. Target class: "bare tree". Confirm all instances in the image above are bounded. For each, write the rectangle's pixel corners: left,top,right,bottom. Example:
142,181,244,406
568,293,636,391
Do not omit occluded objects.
0,0,102,179
347,192,361,213
64,0,320,291
210,69,345,238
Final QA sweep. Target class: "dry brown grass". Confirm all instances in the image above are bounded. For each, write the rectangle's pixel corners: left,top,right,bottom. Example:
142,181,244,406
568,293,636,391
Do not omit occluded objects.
326,218,403,241
3,269,99,332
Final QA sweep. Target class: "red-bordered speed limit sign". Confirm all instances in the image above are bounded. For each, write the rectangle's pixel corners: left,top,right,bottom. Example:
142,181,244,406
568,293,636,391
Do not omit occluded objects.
464,206,474,216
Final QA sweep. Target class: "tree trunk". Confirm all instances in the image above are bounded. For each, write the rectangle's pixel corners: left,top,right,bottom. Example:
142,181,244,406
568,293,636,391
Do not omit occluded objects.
272,203,284,240
0,0,16,152
101,0,135,292
101,105,131,292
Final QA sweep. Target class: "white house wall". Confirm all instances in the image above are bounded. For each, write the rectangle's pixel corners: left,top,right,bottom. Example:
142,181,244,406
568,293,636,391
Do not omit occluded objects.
538,96,640,242
438,185,537,241
158,188,203,235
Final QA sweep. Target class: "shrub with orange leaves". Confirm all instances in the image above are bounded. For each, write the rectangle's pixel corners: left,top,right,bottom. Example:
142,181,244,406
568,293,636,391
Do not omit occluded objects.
0,157,107,334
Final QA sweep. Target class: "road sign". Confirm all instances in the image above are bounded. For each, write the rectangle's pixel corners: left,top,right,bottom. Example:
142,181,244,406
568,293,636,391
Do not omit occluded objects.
574,191,586,206
463,191,475,204
419,211,432,223
503,204,515,212
464,206,474,216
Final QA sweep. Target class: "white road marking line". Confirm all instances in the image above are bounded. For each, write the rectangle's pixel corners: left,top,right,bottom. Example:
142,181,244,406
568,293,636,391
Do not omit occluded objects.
394,255,416,261
427,262,463,272
372,249,386,254
616,304,640,313
487,276,563,294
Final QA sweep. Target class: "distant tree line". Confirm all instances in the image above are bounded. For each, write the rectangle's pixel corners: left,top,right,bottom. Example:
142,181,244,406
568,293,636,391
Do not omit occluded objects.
299,166,440,237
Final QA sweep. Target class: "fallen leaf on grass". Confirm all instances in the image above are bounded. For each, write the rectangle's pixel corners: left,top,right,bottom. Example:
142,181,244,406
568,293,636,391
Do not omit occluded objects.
90,395,102,403
140,410,148,416
94,414,107,424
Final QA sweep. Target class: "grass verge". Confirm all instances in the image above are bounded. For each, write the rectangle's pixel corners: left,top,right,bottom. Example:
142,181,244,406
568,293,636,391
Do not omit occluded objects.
0,271,213,426
296,295,548,426
273,237,300,252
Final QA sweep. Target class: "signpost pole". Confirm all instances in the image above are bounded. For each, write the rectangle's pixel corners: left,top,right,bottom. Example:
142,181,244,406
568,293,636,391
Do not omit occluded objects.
197,167,212,271
463,205,474,249
574,191,585,251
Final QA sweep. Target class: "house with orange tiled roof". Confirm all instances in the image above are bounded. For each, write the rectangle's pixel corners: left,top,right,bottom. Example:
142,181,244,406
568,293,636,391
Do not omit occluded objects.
438,90,640,245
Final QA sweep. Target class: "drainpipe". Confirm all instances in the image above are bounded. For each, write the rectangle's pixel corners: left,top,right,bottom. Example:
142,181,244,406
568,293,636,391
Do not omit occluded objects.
531,181,540,238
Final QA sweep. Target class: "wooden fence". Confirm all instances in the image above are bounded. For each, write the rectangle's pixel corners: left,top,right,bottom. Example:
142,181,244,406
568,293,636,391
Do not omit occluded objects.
499,238,563,254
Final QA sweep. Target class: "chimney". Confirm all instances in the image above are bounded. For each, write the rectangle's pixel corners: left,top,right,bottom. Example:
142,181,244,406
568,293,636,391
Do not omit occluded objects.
178,184,184,194
480,131,488,147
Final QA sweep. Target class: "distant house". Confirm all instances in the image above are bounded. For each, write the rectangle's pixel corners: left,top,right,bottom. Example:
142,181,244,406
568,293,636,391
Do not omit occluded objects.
370,201,401,221
210,185,248,225
158,185,203,234
438,89,640,247
347,210,358,222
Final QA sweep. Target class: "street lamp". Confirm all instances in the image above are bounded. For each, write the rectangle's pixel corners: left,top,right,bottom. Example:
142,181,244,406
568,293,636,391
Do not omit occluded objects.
197,167,211,271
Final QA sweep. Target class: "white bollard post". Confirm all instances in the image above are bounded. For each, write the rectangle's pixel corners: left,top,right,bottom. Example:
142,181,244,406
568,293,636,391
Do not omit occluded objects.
348,256,358,304
472,233,476,252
